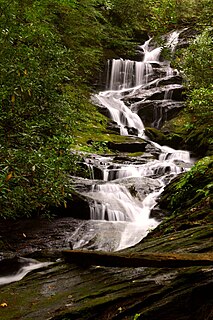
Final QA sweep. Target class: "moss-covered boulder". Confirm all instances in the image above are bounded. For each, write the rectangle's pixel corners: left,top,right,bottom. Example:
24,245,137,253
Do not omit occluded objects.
185,127,213,156
160,111,213,157
144,127,184,149
151,156,213,236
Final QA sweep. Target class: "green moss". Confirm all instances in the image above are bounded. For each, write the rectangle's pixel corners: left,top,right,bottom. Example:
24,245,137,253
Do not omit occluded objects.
127,152,144,157
161,111,213,155
162,111,193,135
144,127,167,145
149,156,213,239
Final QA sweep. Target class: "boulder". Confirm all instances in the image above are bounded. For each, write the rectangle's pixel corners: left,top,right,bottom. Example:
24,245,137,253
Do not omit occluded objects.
132,100,184,128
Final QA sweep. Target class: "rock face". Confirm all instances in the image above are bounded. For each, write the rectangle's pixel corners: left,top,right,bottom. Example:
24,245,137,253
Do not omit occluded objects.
1,155,212,320
136,100,184,128
123,77,186,129
63,249,213,268
0,156,212,320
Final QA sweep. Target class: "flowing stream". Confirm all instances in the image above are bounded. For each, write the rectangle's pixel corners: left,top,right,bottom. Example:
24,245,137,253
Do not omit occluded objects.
0,30,193,286
68,30,193,252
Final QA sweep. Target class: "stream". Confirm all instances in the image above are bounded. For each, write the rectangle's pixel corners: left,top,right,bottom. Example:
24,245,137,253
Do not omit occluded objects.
0,30,194,286
68,30,193,251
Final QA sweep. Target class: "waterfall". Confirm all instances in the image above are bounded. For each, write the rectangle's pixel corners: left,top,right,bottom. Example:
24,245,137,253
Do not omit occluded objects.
106,59,154,90
106,37,163,91
70,30,193,252
94,31,185,136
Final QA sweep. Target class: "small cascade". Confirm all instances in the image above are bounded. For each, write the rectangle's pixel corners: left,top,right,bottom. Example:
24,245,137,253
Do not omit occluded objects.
106,37,164,91
138,38,162,62
0,258,52,286
0,30,194,287
106,58,154,91
93,90,145,136
89,183,143,221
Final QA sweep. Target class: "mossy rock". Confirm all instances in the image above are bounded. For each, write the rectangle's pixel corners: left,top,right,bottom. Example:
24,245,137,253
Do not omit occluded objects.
152,157,213,237
159,157,213,211
144,127,167,145
186,128,212,156
167,133,184,146
161,111,213,157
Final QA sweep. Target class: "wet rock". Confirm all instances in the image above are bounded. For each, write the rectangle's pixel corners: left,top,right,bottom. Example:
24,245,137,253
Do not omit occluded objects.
123,84,185,103
125,126,139,136
150,206,165,221
142,75,183,90
0,257,27,277
185,128,211,156
113,176,162,201
0,224,212,320
79,162,104,180
144,127,185,149
133,100,184,128
144,127,168,145
56,192,91,220
107,120,121,134
108,140,147,153
175,27,198,50
63,249,213,268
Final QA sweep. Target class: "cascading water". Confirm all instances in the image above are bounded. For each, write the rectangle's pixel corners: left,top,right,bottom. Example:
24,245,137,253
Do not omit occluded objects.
69,30,193,252
0,30,193,288
0,258,52,286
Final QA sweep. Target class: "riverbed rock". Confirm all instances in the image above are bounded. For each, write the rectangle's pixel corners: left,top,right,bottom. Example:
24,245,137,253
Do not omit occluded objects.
55,191,91,220
144,127,184,149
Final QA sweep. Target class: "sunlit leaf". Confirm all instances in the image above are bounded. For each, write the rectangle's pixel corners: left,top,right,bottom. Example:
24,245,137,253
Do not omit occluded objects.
5,172,13,182
0,302,8,308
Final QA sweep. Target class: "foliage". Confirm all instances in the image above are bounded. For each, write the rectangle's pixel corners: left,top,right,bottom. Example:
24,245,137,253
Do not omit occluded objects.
168,157,213,211
0,0,105,218
0,144,81,219
188,88,213,124
145,0,180,34
105,0,213,37
180,28,213,89
0,0,212,219
176,27,213,151
145,0,213,34
192,0,213,27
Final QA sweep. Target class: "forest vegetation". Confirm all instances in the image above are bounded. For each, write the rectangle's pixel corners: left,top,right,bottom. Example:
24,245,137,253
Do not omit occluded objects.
0,0,212,219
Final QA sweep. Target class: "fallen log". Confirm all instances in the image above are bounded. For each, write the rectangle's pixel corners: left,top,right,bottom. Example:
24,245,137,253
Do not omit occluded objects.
62,250,213,268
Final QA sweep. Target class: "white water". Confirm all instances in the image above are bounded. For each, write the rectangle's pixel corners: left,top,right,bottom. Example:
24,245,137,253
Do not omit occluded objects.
1,31,191,286
0,258,52,286
70,30,193,251
92,88,145,136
